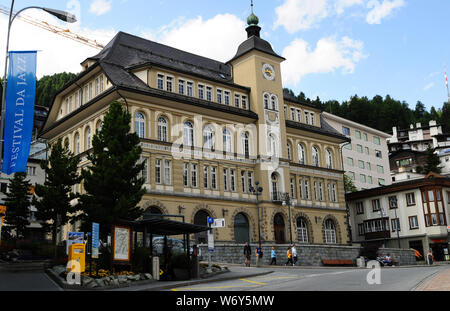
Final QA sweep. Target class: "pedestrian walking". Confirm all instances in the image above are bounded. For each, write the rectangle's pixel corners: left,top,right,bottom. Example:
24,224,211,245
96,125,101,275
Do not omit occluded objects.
255,243,263,267
244,242,251,267
285,247,293,266
292,243,298,266
270,246,277,265
427,249,434,265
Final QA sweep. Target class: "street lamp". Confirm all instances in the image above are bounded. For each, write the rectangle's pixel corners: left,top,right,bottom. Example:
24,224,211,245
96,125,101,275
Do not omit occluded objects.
249,181,263,245
1,1,77,167
282,193,293,245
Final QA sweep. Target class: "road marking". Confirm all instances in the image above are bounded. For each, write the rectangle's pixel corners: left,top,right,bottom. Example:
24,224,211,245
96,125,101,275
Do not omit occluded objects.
171,284,259,291
240,278,267,285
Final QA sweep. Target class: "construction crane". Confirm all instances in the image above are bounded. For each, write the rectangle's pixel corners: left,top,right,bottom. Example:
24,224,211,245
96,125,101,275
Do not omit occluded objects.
0,5,104,50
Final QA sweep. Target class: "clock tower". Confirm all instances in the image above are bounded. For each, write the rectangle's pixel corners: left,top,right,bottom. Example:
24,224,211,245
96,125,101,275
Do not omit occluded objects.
228,4,288,211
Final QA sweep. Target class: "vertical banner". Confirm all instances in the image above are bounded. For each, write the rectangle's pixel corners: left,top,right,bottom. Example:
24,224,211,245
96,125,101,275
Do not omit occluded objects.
2,51,37,175
92,222,100,259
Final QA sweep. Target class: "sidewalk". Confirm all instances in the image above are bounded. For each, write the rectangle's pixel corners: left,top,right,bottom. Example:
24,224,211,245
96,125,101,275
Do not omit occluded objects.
109,266,274,291
414,267,450,291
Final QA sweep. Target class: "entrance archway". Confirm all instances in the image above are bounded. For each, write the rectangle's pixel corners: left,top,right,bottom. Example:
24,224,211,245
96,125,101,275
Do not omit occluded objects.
194,210,210,244
274,213,286,244
234,213,250,243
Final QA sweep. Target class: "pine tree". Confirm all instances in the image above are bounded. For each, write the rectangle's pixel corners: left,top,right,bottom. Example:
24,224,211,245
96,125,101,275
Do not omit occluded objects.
423,147,442,174
33,138,81,244
3,172,32,238
77,101,145,237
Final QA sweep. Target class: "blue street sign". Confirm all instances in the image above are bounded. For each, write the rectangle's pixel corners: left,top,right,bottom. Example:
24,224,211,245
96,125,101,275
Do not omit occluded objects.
208,217,214,224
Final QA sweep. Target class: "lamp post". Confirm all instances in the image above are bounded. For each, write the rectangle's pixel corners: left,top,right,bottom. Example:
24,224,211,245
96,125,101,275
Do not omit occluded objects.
249,181,263,245
282,193,293,245
1,1,76,166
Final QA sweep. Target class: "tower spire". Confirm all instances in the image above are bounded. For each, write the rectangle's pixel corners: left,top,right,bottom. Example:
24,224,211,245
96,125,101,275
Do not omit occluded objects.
246,0,261,38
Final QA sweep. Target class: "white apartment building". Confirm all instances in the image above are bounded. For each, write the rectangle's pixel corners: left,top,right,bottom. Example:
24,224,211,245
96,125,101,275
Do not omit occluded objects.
347,172,450,261
323,112,392,190
0,140,48,240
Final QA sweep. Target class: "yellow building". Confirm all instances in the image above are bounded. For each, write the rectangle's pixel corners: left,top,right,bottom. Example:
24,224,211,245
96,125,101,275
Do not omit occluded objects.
40,10,350,246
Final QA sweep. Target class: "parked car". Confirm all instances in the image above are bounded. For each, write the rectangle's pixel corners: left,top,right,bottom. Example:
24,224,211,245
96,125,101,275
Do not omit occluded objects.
152,237,185,255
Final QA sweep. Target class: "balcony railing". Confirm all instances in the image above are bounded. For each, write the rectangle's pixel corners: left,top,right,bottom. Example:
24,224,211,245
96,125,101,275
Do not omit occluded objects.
271,192,284,202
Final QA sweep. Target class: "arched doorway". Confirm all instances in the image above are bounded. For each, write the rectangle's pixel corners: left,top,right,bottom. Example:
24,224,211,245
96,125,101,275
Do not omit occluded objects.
143,206,163,219
194,210,210,244
234,213,250,243
274,213,286,244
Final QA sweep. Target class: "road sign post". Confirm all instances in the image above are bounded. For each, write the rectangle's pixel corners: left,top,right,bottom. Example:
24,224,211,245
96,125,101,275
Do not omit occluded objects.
207,217,214,272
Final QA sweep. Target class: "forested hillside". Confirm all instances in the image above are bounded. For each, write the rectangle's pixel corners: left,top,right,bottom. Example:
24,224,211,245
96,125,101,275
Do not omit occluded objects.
284,89,450,134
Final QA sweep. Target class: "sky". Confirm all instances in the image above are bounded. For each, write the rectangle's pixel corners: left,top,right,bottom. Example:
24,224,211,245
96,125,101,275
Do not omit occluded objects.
1,0,449,112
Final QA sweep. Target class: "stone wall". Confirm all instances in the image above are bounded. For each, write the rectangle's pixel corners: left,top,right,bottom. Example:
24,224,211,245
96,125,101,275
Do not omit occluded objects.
198,243,417,266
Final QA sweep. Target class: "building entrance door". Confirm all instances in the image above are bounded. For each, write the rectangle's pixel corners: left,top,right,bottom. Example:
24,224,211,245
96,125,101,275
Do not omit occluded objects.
430,242,448,262
274,213,285,244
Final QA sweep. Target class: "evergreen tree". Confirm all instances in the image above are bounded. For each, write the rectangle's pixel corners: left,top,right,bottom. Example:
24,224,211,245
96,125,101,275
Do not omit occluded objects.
3,173,32,238
422,147,442,174
77,101,145,237
33,138,81,244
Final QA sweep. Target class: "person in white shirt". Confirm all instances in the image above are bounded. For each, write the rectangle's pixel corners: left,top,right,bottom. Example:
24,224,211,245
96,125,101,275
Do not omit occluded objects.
292,244,298,266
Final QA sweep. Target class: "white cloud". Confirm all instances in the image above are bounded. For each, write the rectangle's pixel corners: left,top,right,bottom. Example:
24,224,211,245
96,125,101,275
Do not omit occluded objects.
281,36,367,85
335,0,364,15
89,0,112,16
0,9,116,78
274,0,329,33
366,0,405,24
141,14,247,63
424,82,435,91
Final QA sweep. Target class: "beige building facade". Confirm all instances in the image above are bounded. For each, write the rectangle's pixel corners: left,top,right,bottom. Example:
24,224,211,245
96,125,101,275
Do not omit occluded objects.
41,13,351,246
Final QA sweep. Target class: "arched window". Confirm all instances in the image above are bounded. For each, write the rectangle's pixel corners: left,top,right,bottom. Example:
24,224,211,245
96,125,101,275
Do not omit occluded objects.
287,142,292,161
184,121,194,146
298,144,305,165
203,125,214,150
271,95,278,110
312,146,320,167
85,127,91,150
135,112,145,138
241,132,250,157
324,219,337,244
234,213,250,243
326,149,333,169
96,120,102,133
223,129,232,153
267,134,277,157
63,138,69,150
74,133,80,155
271,173,280,201
297,218,309,243
158,117,168,142
264,93,270,109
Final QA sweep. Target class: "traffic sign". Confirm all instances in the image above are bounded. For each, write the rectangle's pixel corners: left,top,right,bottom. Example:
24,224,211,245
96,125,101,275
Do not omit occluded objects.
212,218,226,228
207,217,214,224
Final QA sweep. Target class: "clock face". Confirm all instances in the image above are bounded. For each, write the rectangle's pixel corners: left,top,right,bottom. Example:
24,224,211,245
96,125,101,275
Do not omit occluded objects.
262,63,275,81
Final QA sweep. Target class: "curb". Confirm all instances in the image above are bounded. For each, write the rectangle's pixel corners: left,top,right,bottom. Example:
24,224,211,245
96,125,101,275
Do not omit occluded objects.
410,270,443,291
45,269,157,291
140,271,275,291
